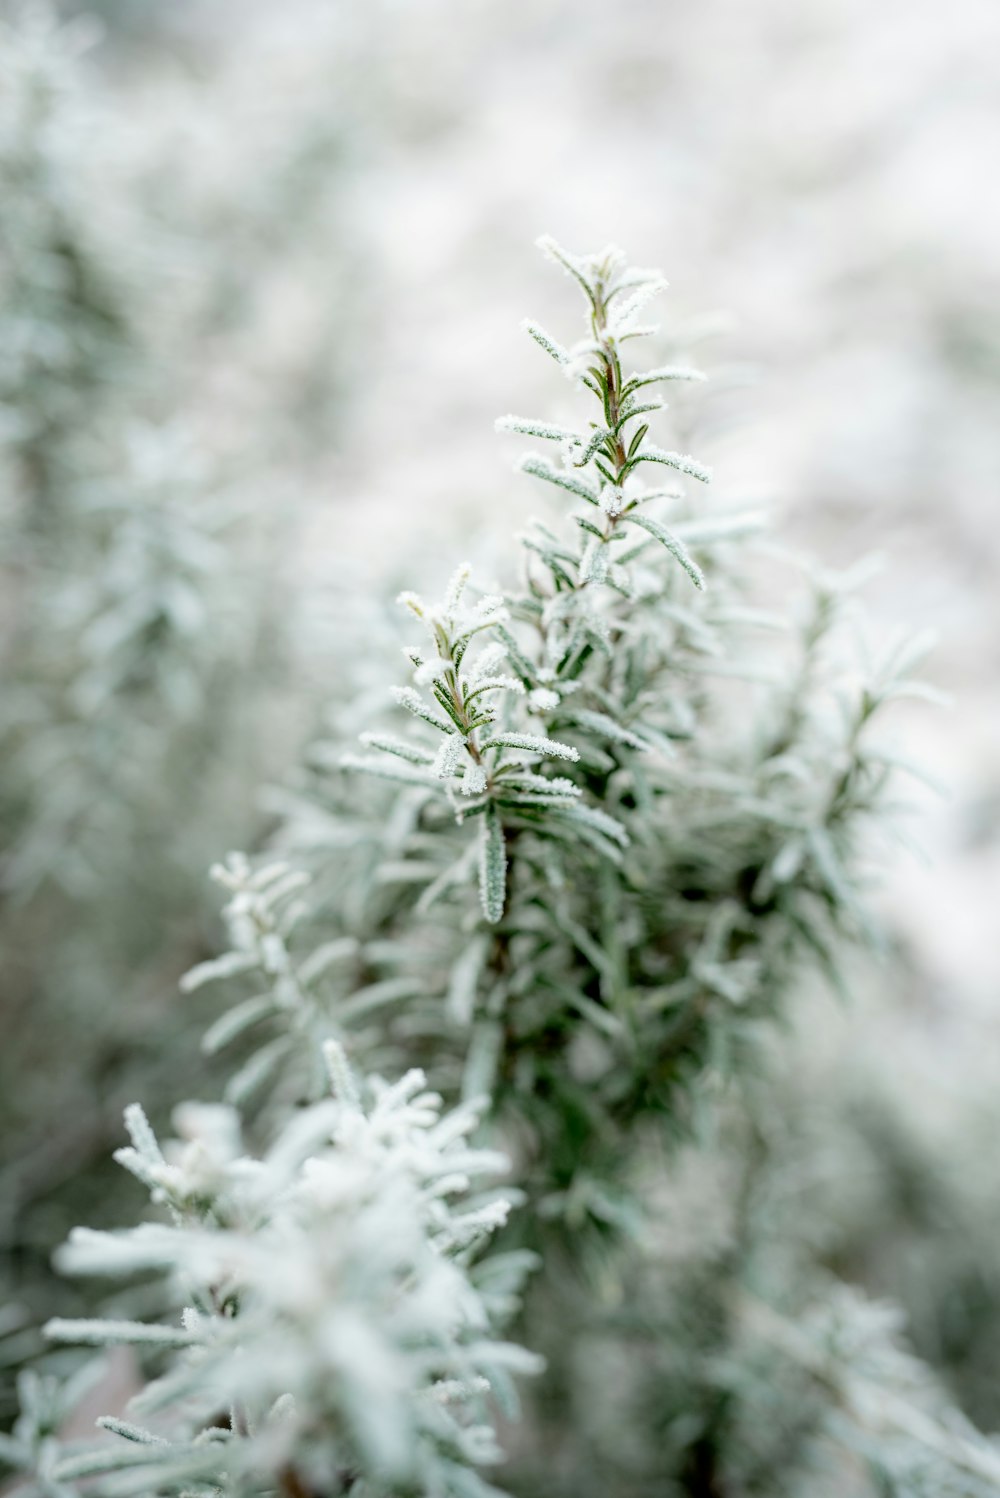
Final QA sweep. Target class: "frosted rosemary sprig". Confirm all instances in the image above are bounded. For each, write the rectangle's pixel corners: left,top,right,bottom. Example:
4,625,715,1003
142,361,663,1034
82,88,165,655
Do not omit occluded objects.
3,231,966,1498
350,242,719,924
345,562,612,922
321,239,931,1207
502,236,711,599
36,1046,538,1498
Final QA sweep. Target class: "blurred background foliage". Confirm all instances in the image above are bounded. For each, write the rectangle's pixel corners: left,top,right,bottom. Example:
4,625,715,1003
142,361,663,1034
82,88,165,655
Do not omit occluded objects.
1,0,998,1466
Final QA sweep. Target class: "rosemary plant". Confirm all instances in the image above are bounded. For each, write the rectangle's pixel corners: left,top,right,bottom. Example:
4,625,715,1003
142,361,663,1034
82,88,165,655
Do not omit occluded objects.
3,239,995,1497
0,9,289,1348
236,238,929,1238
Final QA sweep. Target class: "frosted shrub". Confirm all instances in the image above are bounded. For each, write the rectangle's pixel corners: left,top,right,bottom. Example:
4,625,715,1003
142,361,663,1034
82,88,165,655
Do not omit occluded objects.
0,11,265,907
0,7,136,526
269,237,931,1224
4,239,998,1496
30,1058,537,1497
0,10,302,1329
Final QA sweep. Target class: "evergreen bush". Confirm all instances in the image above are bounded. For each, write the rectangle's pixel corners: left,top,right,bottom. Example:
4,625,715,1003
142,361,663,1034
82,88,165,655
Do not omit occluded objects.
3,238,997,1496
0,7,327,1340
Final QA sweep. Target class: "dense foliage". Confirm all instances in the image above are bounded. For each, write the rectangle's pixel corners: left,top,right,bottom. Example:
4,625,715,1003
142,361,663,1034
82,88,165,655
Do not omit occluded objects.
3,229,998,1497
0,7,360,1341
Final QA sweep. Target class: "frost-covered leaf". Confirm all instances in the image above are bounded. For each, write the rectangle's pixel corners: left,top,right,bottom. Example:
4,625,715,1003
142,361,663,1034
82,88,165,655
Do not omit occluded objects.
481,733,580,762
479,805,507,924
625,512,705,588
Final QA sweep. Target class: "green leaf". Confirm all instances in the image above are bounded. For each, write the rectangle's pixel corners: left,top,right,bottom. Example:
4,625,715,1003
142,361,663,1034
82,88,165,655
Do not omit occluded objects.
340,753,438,787
201,993,278,1055
624,365,706,393
447,933,491,1025
359,732,435,766
179,950,256,993
561,707,648,751
462,1017,505,1102
297,937,360,985
626,423,649,459
549,800,630,849
45,1318,196,1348
574,514,605,540
389,686,456,734
522,319,570,365
496,415,576,442
622,446,712,483
624,512,705,589
225,1035,294,1105
572,426,614,468
536,234,597,308
479,804,507,924
517,454,599,506
481,732,580,762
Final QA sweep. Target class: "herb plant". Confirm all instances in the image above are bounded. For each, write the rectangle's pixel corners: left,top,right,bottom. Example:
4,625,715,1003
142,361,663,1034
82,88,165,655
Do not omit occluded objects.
3,238,996,1497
